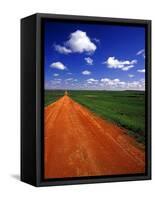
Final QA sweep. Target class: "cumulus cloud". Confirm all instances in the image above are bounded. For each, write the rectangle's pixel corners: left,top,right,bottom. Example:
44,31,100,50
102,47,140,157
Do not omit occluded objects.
100,78,125,87
50,62,67,70
121,65,134,71
53,73,59,77
66,30,96,53
87,78,99,84
127,79,145,90
137,69,145,73
99,78,145,90
128,74,134,78
54,44,72,54
54,30,96,54
104,57,137,71
84,57,93,65
82,70,91,75
136,49,145,58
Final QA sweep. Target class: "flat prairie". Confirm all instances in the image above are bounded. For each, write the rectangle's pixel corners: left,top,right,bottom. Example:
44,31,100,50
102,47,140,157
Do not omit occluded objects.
44,93,145,179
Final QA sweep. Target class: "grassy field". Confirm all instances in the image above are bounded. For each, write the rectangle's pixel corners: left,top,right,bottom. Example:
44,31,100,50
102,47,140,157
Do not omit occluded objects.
45,90,145,144
44,90,65,106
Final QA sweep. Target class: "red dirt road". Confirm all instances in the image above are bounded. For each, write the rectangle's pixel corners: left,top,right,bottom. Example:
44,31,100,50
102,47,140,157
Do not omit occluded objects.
44,95,145,179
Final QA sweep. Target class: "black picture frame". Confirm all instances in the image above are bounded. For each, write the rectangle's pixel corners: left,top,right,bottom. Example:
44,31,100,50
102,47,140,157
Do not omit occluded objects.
21,13,151,187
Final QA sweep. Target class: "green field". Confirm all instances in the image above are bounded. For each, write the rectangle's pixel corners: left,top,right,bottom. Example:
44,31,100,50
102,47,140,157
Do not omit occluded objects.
45,90,145,144
44,90,65,106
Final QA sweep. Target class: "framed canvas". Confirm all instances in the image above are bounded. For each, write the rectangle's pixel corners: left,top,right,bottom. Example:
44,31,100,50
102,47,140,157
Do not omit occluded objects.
21,13,151,187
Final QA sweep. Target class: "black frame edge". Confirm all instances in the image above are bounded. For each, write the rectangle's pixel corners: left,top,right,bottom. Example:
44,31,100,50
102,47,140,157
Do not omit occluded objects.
20,14,38,186
146,20,152,180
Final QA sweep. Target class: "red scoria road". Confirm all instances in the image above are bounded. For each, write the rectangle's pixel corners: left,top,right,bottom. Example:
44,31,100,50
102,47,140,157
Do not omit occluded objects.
44,94,145,178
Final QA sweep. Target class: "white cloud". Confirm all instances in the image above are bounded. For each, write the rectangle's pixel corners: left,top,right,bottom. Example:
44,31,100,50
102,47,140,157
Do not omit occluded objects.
99,78,145,90
64,78,73,84
128,74,134,78
87,78,99,84
66,30,96,53
65,78,73,81
136,49,145,58
82,70,91,75
53,73,59,77
137,69,145,73
45,77,145,90
104,57,137,71
50,62,67,70
127,79,145,90
100,78,111,82
100,78,125,87
67,72,72,75
136,49,144,55
65,78,78,84
45,79,62,90
54,44,72,54
121,65,134,71
50,78,61,85
54,30,96,54
84,57,93,65
101,78,120,83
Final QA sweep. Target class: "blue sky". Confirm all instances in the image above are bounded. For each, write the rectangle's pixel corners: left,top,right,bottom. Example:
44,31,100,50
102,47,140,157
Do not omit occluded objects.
44,20,145,90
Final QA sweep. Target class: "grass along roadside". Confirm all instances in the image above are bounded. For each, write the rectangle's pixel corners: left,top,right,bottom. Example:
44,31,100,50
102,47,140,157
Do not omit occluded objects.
44,90,145,144
44,90,65,106
69,90,145,144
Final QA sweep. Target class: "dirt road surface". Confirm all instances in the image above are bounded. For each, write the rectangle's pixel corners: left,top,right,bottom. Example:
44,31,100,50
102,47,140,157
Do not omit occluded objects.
44,95,145,179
